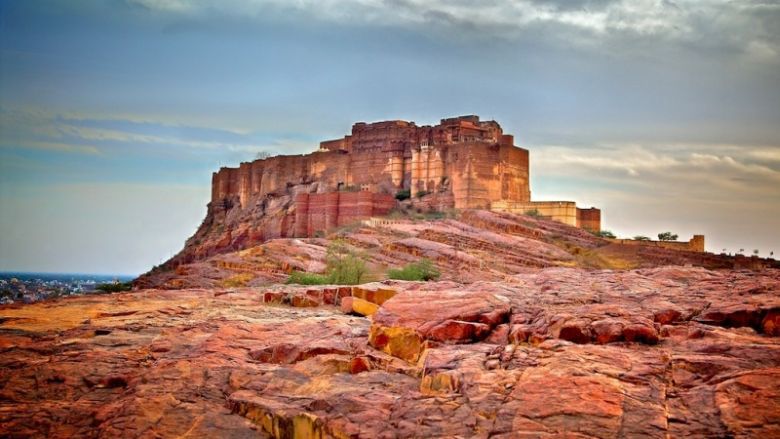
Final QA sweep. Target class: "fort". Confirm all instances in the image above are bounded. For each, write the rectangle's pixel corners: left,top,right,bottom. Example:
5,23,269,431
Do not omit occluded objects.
210,115,601,234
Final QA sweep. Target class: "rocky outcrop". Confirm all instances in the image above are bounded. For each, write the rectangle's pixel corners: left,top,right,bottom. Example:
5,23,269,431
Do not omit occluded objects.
3,267,779,438
136,210,776,289
141,115,609,283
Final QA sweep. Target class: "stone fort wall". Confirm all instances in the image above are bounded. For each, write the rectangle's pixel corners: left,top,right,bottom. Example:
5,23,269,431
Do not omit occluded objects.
610,235,705,253
293,192,396,238
209,114,603,236
210,115,531,211
491,201,602,232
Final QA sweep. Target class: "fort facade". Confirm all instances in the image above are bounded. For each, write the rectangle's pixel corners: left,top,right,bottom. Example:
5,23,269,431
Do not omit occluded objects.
210,115,600,234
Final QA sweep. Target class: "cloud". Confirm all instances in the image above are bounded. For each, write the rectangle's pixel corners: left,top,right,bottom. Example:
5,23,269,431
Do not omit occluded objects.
746,40,779,63
0,107,315,158
533,144,680,177
24,141,102,155
532,142,780,197
125,0,780,57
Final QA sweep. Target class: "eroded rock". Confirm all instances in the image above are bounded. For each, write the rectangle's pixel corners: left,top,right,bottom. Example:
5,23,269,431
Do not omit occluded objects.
1,267,779,438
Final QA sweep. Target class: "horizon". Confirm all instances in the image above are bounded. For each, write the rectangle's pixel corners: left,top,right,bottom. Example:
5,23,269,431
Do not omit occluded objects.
1,1,779,274
0,270,138,277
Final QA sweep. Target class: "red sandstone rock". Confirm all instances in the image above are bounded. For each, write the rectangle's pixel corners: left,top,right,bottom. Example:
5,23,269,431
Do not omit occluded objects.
2,267,779,438
135,208,773,290
369,287,511,361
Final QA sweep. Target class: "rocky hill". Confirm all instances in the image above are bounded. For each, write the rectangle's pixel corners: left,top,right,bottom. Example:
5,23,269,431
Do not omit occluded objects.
136,209,772,290
150,115,609,277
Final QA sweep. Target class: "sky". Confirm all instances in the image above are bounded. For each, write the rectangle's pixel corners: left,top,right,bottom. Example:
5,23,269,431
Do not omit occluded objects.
1,0,779,275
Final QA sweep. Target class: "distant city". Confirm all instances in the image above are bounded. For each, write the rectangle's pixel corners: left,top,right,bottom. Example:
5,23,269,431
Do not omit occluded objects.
0,272,136,304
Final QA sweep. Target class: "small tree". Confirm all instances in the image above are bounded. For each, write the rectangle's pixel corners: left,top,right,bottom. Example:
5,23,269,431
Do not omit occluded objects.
657,232,678,241
633,235,651,241
597,230,616,239
753,249,759,256
524,209,541,217
255,151,272,160
96,282,132,293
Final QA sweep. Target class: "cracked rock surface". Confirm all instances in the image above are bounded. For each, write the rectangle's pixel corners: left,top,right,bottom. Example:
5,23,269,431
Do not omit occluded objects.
1,267,779,438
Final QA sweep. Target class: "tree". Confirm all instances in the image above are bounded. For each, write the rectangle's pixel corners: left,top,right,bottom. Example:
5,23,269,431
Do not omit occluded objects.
657,232,678,241
597,230,616,239
753,249,759,256
633,235,651,241
255,151,272,160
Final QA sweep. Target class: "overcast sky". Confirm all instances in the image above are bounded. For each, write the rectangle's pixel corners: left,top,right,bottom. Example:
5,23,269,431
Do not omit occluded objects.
1,0,779,274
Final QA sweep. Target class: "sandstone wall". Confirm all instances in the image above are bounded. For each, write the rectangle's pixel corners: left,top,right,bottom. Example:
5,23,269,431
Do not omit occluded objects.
492,201,579,227
576,208,601,232
610,235,706,253
211,141,530,211
446,143,531,209
293,192,396,238
211,151,352,209
212,116,532,212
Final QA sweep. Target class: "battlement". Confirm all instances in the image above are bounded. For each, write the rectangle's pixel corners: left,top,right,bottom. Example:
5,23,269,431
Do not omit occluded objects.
319,115,505,153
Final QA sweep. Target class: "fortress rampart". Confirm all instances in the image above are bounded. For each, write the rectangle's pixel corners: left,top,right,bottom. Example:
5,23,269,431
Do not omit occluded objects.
211,115,530,211
610,235,705,253
210,115,600,235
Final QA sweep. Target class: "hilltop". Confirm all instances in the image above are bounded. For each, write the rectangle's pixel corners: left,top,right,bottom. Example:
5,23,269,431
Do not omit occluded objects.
148,115,604,277
136,209,770,290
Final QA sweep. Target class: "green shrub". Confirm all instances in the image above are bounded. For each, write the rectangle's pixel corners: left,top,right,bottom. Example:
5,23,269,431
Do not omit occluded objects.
286,240,367,285
96,282,132,293
596,230,616,239
633,235,651,241
524,209,541,217
395,189,411,201
325,240,367,285
416,190,431,198
658,232,678,241
387,258,440,281
286,271,330,285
